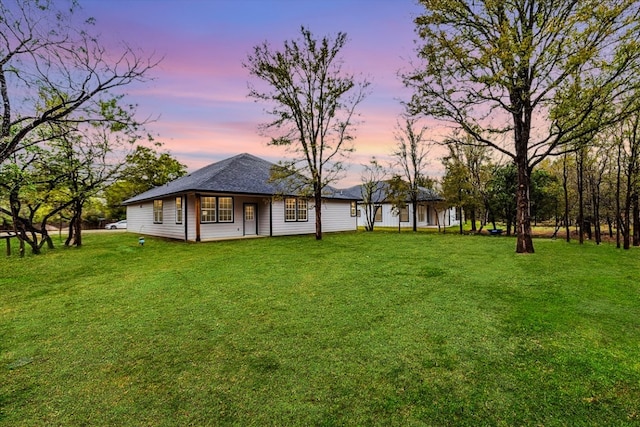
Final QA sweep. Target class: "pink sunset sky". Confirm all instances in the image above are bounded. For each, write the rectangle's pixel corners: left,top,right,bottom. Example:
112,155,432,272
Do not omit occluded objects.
82,0,448,185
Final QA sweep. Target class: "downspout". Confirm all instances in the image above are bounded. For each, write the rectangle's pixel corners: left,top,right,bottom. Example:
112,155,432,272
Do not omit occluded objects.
184,193,188,242
354,201,358,230
269,197,273,237
195,194,201,242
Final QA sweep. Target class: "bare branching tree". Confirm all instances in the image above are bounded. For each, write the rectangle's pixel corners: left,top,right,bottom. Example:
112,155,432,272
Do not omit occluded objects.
0,0,159,165
245,26,370,240
391,118,431,232
360,157,387,232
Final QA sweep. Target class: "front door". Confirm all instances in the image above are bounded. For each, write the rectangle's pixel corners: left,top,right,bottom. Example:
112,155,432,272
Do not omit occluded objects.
243,204,257,235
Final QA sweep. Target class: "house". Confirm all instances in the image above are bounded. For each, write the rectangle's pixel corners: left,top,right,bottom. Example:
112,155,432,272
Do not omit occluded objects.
122,153,359,242
343,181,459,229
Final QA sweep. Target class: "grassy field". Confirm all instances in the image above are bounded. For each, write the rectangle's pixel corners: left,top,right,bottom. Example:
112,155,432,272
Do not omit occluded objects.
1,231,639,426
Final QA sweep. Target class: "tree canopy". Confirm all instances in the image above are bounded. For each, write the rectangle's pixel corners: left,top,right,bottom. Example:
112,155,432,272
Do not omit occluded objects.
406,0,640,253
104,145,187,220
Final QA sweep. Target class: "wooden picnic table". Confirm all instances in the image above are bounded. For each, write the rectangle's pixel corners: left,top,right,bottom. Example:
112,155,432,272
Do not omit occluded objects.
0,232,17,256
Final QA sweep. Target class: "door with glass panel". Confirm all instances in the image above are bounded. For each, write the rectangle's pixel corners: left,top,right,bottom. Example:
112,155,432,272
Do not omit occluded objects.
243,204,257,235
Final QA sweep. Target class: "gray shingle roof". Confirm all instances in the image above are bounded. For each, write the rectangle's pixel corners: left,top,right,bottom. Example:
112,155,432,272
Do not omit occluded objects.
123,153,357,204
341,181,444,203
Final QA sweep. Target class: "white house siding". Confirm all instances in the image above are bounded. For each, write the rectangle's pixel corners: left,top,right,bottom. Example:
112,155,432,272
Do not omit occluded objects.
441,206,460,226
270,199,316,236
257,199,271,236
126,202,152,235
185,194,197,241
126,197,186,240
197,194,265,241
269,198,356,236
128,194,357,241
320,199,358,232
356,203,459,229
358,203,412,229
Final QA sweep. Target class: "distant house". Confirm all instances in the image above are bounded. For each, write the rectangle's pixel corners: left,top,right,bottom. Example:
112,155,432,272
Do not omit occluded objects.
343,181,459,229
123,153,358,241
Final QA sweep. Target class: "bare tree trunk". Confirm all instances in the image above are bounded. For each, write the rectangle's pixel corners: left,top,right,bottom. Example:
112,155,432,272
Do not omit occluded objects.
623,113,640,249
592,186,601,245
588,153,605,246
616,140,622,248
315,192,322,240
469,208,477,232
576,149,585,245
505,215,512,236
607,216,614,238
633,194,640,246
411,199,417,232
65,217,75,247
444,207,448,234
623,154,638,251
9,191,42,255
623,202,631,249
563,154,571,243
515,159,534,253
65,200,84,247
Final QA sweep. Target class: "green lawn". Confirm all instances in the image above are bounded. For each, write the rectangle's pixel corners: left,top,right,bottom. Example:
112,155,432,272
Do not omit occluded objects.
1,231,639,426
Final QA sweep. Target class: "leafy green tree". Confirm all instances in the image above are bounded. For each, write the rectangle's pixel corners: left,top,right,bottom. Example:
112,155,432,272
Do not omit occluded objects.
0,146,54,255
245,26,370,240
0,87,147,253
530,168,560,226
0,118,138,254
441,135,493,232
486,164,518,235
441,147,474,234
406,0,640,253
104,145,187,219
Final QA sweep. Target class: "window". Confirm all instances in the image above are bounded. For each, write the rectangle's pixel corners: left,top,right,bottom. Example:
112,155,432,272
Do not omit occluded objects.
153,200,163,223
245,205,255,221
297,198,308,221
201,196,216,223
350,201,357,217
175,197,182,224
285,198,297,221
200,196,234,223
400,206,409,222
218,197,233,222
285,197,308,222
374,205,382,222
418,205,426,223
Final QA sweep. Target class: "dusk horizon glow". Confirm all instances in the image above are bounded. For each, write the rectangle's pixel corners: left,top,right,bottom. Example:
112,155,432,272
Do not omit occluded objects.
83,0,449,186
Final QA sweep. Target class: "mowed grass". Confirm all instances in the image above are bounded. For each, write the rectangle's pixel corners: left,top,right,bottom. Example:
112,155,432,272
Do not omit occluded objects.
1,231,640,426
